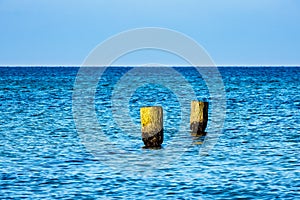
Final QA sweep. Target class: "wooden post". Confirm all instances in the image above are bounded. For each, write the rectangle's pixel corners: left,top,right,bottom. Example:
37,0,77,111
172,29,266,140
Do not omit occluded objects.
140,106,163,147
190,101,208,135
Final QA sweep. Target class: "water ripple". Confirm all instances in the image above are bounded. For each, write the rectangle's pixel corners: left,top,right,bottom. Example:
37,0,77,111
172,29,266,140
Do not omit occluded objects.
0,67,299,199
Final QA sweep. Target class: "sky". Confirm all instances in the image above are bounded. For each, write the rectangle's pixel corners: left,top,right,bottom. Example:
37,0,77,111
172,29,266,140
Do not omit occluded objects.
0,0,299,66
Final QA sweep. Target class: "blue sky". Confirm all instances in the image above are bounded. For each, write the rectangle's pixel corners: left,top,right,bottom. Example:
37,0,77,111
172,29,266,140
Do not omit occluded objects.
0,0,299,66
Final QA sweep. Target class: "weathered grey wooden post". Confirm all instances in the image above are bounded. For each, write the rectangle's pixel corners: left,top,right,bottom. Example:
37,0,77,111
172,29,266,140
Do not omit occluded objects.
190,101,208,135
140,106,163,147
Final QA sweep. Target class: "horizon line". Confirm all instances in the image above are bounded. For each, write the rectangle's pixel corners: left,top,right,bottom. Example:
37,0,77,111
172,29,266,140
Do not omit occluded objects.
0,64,299,67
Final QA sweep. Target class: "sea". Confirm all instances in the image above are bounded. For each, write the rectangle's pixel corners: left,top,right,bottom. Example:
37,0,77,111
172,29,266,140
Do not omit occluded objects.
0,66,299,199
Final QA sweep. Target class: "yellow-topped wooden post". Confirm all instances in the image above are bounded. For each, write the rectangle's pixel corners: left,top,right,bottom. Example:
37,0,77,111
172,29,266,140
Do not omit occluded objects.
140,106,163,147
190,101,208,135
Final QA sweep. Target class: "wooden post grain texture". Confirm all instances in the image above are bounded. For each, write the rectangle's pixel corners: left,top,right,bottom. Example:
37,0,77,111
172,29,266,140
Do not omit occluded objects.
190,101,208,135
140,106,163,147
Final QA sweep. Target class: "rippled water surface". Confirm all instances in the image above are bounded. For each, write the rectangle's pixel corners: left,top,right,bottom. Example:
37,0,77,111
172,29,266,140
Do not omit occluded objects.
0,67,299,199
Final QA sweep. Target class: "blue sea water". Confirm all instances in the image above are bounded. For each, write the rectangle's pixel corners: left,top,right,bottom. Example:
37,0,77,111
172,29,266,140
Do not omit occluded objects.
0,67,299,199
